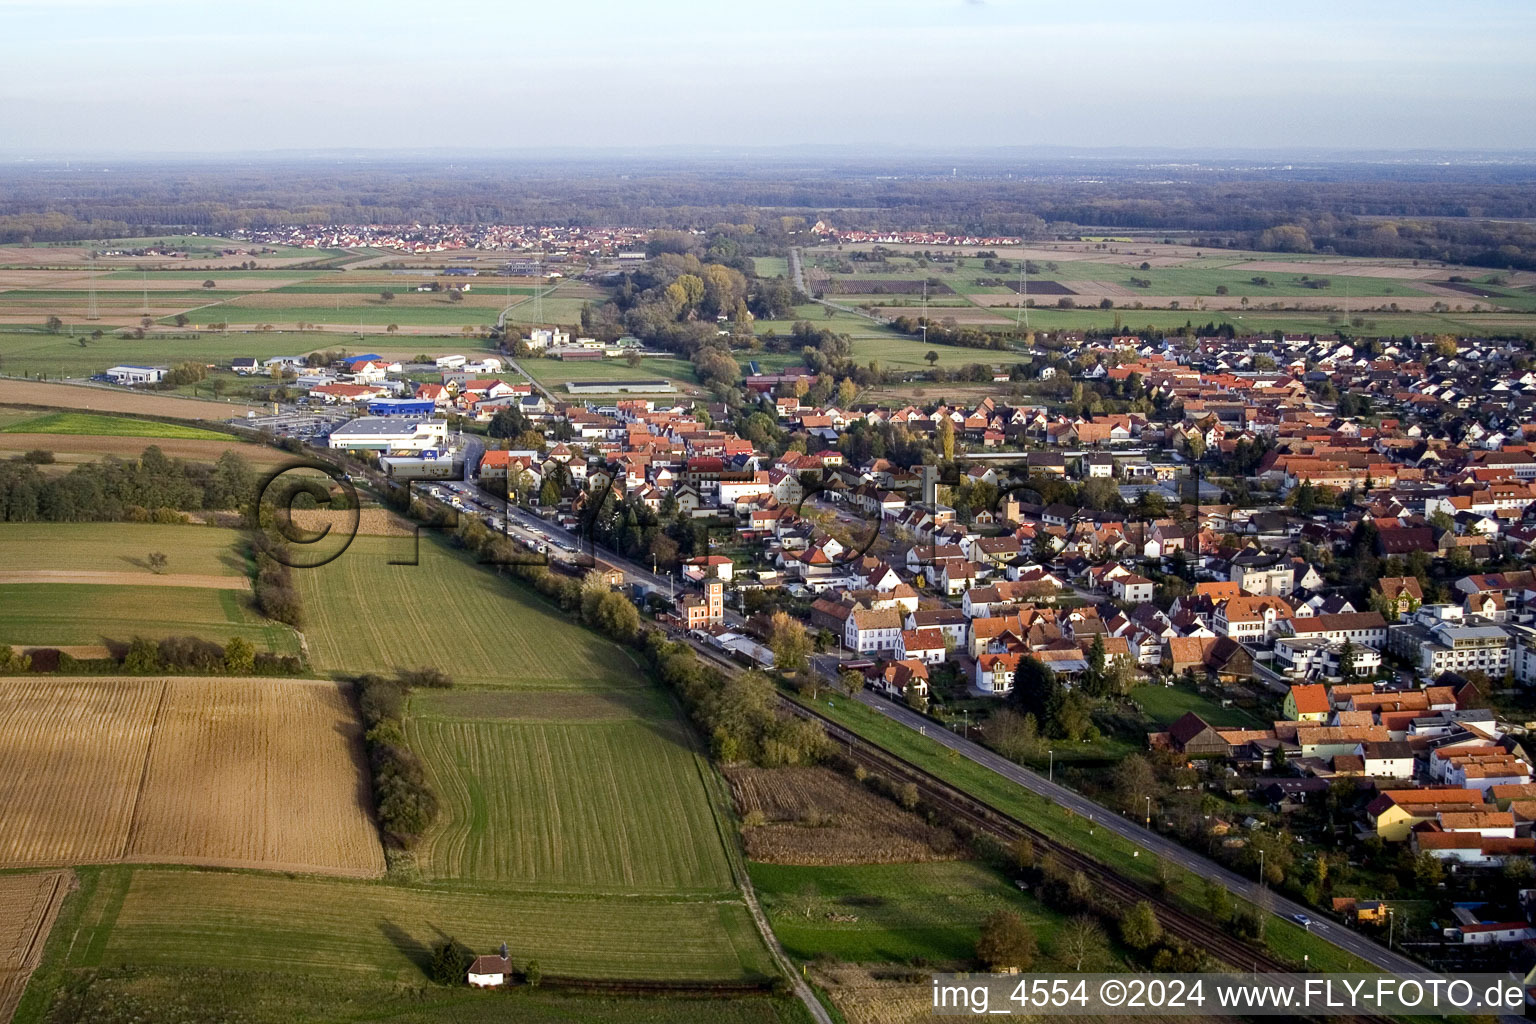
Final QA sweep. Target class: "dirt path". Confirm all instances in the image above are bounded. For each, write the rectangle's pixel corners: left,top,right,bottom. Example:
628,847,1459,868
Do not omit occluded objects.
0,570,249,589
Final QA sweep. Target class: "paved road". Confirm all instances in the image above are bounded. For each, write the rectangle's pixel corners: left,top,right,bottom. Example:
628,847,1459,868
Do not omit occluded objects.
842,691,1426,976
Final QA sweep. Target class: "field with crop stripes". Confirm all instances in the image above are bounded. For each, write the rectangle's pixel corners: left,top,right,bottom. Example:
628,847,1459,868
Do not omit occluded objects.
0,582,298,655
0,678,383,876
297,536,636,688
0,871,69,1024
63,868,775,983
409,690,735,892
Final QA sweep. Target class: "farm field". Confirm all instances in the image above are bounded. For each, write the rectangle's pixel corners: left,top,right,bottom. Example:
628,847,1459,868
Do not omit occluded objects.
0,379,261,419
297,535,635,688
409,689,736,892
750,860,1069,965
0,871,69,1024
801,244,1536,336
0,678,382,876
519,355,699,390
0,582,298,655
0,411,233,440
0,430,288,469
726,766,963,865
55,867,774,984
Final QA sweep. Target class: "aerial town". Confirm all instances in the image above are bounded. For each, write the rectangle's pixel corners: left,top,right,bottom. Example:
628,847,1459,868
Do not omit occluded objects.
5,4,1536,1020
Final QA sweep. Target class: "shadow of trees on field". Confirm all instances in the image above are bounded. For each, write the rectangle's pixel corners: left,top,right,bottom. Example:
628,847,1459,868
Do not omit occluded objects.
379,919,434,979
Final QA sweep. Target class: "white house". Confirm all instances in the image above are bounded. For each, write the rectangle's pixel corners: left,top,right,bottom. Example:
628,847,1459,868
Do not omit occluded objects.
845,607,903,655
467,954,512,987
1111,573,1155,605
975,653,1021,696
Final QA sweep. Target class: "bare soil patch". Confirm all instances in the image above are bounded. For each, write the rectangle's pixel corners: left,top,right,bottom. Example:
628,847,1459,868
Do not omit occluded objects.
0,870,71,1024
0,381,260,419
726,766,963,865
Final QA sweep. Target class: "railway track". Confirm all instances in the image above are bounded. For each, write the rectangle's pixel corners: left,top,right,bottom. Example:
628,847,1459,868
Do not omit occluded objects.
782,696,1295,973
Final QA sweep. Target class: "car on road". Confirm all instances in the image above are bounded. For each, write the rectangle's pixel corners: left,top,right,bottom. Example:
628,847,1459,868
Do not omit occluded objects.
1291,913,1312,928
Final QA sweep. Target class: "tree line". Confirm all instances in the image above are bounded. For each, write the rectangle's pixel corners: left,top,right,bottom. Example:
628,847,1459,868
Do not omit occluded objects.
0,447,254,522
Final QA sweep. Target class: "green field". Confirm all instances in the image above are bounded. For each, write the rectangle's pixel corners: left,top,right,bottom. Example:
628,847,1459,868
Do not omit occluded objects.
0,411,235,440
193,301,502,328
520,355,699,390
750,860,1071,965
409,689,736,892
0,522,248,576
0,582,298,655
791,692,1370,972
14,866,796,1024
1130,681,1268,729
0,328,321,378
297,536,637,688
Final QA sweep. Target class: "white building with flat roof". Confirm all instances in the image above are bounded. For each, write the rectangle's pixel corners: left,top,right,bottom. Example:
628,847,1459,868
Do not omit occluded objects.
106,365,167,384
328,417,448,452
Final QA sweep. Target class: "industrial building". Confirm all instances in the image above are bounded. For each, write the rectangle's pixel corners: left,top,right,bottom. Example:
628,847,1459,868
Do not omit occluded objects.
327,417,448,452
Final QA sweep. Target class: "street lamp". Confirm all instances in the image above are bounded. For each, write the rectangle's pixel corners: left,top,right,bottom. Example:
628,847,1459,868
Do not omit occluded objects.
1258,848,1266,887
1048,749,1054,784
962,708,969,739
1144,795,1151,829
1388,908,1395,949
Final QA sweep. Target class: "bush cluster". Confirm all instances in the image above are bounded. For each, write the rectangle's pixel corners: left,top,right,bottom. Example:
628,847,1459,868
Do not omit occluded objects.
251,533,303,629
116,634,298,675
353,669,450,848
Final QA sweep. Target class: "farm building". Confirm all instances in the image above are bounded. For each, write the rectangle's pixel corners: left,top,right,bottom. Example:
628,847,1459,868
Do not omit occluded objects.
106,364,167,384
466,953,511,987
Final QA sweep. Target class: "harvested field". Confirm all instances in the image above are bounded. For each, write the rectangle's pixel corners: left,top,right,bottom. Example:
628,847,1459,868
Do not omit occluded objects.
284,507,415,537
0,570,246,589
0,870,70,1024
726,766,964,865
808,964,931,1024
0,380,260,419
0,677,383,876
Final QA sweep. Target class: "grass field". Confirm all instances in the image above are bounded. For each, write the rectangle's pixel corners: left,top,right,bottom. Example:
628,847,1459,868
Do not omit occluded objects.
48,866,775,986
790,692,1370,972
520,355,700,390
0,523,248,576
297,535,635,688
1131,681,1268,729
0,582,298,655
751,860,1070,965
409,689,736,893
0,411,234,440
0,678,382,876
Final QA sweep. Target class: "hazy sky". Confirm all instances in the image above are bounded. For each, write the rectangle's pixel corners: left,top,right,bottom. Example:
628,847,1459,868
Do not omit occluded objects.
2,0,1533,155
